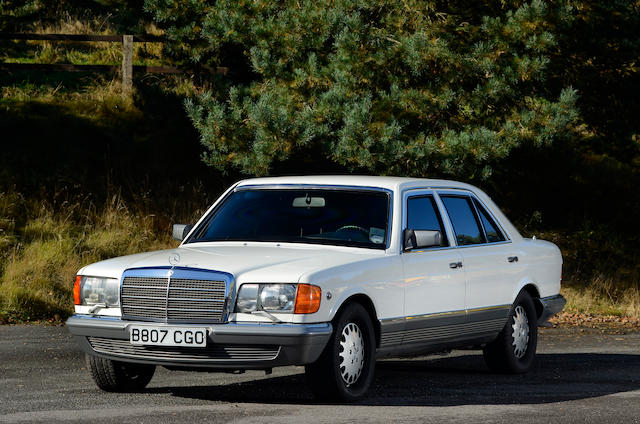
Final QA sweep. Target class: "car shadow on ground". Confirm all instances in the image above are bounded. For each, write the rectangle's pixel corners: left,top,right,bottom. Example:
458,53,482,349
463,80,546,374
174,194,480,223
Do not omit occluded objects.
146,353,640,406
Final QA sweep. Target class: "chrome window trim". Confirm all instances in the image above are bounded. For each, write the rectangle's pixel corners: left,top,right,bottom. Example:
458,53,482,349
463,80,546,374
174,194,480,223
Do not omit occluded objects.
470,196,507,244
438,193,487,247
469,195,490,243
453,240,513,249
432,191,458,247
190,184,394,250
236,183,391,192
400,188,456,254
399,187,512,252
436,189,512,244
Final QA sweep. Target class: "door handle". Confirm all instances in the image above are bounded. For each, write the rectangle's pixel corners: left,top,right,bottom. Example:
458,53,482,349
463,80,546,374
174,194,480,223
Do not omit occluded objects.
507,256,519,263
449,261,463,269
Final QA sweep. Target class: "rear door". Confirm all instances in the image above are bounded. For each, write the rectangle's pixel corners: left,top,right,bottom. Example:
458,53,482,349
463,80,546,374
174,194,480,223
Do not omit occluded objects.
437,191,521,312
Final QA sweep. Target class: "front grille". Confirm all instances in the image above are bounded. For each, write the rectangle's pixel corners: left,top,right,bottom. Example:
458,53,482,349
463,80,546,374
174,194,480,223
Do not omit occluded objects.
121,275,226,322
87,337,280,361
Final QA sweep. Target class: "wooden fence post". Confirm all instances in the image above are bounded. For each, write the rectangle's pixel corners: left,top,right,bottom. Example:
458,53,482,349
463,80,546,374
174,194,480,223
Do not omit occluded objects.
121,34,133,98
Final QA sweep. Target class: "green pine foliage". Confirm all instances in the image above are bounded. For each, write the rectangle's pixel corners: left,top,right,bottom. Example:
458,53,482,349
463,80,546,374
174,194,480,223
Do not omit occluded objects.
146,0,579,177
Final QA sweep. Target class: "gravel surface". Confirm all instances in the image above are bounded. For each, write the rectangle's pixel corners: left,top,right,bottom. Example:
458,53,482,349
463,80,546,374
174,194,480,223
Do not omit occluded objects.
0,325,638,423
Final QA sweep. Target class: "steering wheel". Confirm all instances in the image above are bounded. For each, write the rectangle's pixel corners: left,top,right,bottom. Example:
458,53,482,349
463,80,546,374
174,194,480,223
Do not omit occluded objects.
336,225,369,236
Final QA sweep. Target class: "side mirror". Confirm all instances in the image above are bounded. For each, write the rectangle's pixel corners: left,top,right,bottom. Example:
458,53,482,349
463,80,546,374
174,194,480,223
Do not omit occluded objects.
172,224,194,241
404,229,442,251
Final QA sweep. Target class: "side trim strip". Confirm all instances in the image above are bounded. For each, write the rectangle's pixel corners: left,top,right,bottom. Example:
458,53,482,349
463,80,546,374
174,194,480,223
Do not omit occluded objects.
381,304,511,324
379,304,510,347
401,318,506,344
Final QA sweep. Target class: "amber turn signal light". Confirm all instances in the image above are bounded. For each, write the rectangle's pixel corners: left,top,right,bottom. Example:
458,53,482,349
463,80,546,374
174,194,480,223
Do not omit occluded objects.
73,275,82,305
294,284,321,314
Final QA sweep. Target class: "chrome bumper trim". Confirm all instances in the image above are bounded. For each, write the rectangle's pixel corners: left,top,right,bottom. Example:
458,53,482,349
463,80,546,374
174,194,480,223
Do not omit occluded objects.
66,315,332,368
538,294,566,325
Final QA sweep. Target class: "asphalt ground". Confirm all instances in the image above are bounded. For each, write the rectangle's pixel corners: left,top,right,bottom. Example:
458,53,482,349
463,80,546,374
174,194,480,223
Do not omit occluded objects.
0,324,638,423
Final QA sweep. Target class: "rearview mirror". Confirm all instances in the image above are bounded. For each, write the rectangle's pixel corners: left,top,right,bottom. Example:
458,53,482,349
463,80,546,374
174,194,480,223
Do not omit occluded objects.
292,195,325,208
173,224,194,241
403,229,442,251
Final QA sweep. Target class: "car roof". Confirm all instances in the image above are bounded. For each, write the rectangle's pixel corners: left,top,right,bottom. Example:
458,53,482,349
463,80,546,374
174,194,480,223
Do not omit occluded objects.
235,175,478,192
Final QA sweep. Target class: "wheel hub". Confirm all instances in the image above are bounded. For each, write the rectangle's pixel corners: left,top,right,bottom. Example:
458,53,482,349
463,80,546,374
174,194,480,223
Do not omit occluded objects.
511,305,530,359
338,322,365,386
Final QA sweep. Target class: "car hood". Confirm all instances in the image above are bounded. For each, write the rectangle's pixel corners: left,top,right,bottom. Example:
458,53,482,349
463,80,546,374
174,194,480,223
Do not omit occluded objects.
78,243,383,283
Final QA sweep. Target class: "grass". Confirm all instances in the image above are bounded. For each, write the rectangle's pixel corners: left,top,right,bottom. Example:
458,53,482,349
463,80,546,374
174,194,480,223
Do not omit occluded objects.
1,74,138,122
1,15,165,67
0,14,201,117
528,229,640,319
0,191,177,323
562,277,640,318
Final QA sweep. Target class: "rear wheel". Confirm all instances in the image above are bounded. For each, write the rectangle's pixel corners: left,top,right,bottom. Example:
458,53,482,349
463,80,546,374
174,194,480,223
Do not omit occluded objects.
305,303,376,401
483,291,538,374
86,354,155,392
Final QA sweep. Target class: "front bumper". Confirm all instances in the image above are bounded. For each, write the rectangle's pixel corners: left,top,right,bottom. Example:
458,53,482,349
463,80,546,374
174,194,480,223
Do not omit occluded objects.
537,294,567,325
66,315,332,369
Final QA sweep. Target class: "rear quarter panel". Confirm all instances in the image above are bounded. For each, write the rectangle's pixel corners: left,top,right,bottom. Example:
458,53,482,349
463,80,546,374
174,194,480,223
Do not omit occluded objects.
514,238,563,300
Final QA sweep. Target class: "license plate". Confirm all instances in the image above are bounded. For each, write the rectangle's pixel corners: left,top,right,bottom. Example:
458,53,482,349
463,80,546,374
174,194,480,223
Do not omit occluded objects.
129,326,207,347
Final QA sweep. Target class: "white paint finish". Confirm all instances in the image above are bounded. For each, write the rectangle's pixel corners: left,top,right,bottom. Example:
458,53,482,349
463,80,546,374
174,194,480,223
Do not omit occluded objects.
516,238,563,298
458,242,523,310
74,176,562,325
297,255,405,323
79,243,384,285
401,249,466,317
399,188,466,316
74,305,121,316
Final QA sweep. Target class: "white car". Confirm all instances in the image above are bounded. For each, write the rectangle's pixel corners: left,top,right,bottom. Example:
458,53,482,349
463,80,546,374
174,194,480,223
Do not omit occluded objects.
67,176,565,400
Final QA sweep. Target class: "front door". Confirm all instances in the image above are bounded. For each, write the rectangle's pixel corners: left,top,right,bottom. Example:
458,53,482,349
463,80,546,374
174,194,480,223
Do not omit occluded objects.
401,191,467,336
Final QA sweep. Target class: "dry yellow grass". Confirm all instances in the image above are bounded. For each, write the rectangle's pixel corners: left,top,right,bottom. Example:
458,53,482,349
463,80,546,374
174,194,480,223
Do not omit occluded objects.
562,276,640,318
0,194,176,322
20,17,165,67
1,15,202,117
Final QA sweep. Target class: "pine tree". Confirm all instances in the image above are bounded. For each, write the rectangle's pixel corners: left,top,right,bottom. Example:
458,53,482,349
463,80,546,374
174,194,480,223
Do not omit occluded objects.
146,0,579,177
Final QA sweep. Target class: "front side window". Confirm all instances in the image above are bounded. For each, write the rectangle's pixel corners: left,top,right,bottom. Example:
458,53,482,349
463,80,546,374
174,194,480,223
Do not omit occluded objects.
188,189,389,249
406,195,448,246
441,195,485,246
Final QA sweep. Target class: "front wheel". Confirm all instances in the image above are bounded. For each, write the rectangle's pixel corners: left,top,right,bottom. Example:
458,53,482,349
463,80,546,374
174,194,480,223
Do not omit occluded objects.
483,291,538,374
305,303,376,401
86,354,155,392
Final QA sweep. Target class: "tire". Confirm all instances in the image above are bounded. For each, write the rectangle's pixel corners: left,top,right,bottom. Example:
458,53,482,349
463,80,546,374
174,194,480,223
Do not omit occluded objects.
305,303,376,402
86,354,155,392
483,291,538,374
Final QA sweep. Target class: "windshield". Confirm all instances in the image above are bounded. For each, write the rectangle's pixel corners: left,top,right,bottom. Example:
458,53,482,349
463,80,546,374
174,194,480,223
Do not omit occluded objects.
188,188,390,249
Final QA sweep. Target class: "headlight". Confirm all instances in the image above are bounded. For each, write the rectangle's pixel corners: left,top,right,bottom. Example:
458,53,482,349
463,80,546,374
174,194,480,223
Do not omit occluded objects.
235,283,260,313
260,284,296,312
74,276,120,307
236,283,298,313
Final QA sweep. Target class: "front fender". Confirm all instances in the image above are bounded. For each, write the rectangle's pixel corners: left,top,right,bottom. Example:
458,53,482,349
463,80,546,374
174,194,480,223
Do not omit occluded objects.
327,287,380,322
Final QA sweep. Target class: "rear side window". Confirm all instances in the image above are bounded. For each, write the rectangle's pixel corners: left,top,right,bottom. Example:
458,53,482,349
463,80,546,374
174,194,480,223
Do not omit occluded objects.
473,198,506,243
441,196,485,246
407,196,448,246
